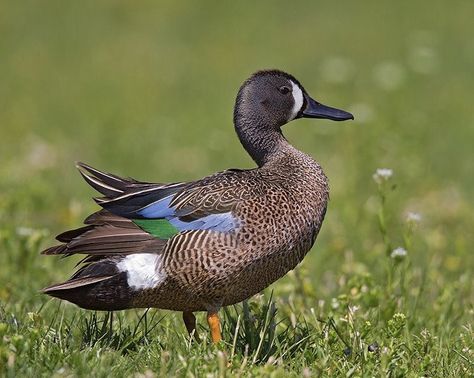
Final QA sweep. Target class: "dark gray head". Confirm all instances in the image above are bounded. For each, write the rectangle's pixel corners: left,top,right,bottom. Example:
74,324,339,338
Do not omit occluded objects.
233,70,353,165
234,69,353,129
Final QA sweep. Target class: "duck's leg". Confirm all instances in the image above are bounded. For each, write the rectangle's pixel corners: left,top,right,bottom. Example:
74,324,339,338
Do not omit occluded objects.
206,311,222,343
182,311,200,341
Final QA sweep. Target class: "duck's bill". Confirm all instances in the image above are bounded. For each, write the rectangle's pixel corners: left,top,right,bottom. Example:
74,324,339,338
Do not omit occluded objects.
301,95,354,121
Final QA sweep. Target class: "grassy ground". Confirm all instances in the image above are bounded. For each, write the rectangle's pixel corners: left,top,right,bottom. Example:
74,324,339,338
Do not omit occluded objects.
0,0,473,376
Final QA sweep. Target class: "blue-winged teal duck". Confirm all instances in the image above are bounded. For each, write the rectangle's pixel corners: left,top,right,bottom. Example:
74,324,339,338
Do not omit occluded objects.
42,70,353,343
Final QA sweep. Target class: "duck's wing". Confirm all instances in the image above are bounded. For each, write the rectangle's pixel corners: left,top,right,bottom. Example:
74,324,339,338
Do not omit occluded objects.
88,163,254,236
42,163,250,258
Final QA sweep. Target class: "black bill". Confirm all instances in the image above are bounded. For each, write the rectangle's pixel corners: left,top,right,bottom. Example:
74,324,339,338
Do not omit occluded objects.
301,94,354,121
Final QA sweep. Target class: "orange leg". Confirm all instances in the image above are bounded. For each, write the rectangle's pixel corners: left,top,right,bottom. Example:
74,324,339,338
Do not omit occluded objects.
182,311,200,341
207,311,222,343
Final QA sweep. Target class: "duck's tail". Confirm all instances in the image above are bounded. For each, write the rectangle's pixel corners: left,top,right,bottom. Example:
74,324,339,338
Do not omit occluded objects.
42,257,134,311
41,163,177,310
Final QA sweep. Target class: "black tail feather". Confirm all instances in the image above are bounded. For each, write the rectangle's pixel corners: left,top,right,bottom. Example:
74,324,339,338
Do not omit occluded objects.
43,269,133,311
76,162,163,201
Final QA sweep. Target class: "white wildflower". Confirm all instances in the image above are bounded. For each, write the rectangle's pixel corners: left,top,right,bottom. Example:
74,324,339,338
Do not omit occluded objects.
376,168,393,178
391,247,407,260
373,168,393,184
406,212,422,223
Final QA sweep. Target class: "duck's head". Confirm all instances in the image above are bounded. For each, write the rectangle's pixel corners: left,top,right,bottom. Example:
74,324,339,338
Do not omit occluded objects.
234,69,354,130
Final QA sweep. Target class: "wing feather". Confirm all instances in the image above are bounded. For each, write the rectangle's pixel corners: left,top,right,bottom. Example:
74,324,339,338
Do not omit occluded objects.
43,163,257,260
76,163,246,234
42,211,166,256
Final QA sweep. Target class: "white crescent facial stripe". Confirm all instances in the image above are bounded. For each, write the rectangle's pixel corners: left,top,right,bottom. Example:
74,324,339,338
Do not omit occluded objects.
290,81,304,120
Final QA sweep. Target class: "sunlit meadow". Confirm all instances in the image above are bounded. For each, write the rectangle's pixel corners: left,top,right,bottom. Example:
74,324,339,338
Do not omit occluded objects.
0,1,473,376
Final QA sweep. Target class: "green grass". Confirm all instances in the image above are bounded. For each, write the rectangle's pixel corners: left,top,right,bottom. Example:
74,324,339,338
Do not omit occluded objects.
0,0,473,376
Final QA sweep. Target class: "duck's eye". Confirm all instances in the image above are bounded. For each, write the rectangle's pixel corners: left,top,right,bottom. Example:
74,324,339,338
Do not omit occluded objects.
279,86,291,95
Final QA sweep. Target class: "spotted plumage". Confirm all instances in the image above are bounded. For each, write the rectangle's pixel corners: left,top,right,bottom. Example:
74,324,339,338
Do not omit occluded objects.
42,69,353,342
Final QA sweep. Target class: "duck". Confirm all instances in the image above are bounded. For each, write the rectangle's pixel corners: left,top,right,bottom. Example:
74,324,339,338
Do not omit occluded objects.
42,69,353,343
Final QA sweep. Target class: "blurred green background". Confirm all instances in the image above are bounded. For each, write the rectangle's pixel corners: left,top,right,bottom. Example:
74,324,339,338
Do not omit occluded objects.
1,0,473,322
1,1,473,375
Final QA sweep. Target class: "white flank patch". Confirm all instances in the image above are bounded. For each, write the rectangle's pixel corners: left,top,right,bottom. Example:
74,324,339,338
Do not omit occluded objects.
290,81,304,120
117,253,166,290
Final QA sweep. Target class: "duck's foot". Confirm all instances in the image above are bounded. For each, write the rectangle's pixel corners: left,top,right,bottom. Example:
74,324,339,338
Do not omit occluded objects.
182,311,200,341
206,311,222,343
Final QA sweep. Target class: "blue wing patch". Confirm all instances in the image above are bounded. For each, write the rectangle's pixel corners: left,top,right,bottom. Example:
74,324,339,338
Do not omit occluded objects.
137,196,238,233
138,195,175,218
169,212,237,233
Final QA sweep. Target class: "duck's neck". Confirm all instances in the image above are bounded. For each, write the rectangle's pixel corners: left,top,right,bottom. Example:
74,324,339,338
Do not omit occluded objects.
234,117,291,167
